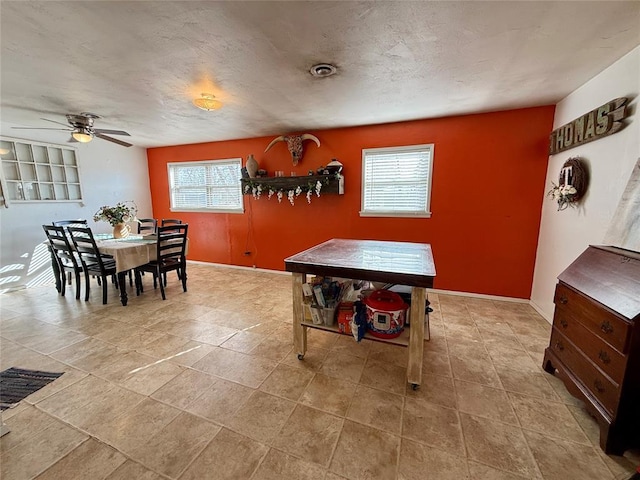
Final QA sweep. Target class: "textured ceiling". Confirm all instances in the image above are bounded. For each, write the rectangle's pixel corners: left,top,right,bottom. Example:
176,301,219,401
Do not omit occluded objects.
1,1,639,148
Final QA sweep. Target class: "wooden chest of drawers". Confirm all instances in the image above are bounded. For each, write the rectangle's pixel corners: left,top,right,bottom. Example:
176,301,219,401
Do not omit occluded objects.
543,245,640,455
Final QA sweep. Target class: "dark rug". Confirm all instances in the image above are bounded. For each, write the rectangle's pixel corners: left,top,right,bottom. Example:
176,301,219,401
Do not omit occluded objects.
0,367,64,410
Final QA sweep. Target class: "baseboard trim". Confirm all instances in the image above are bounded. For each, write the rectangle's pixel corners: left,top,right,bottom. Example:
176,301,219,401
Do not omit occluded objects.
529,299,553,324
186,261,531,303
425,288,529,304
186,260,289,276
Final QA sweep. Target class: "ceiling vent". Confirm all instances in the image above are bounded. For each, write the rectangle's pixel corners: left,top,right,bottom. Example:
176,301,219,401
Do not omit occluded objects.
310,63,337,78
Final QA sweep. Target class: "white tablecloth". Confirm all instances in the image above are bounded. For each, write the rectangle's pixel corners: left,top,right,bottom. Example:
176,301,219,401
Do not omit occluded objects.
96,235,188,273
96,236,157,273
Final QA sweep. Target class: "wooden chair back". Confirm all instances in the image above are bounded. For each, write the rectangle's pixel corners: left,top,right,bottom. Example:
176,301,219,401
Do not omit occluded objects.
156,224,188,267
161,218,182,227
67,226,118,304
66,226,115,276
135,224,188,300
42,224,83,299
137,218,157,234
43,224,78,269
52,219,88,228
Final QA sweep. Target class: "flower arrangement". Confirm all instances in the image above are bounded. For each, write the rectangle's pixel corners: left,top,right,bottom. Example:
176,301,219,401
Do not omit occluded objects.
546,157,588,211
547,183,578,211
93,201,138,226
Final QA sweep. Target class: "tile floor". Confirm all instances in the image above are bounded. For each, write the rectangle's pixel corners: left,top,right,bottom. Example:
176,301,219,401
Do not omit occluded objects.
1,263,638,479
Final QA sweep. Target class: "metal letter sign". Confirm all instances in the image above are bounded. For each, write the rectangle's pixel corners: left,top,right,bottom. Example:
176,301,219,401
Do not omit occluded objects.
549,98,629,155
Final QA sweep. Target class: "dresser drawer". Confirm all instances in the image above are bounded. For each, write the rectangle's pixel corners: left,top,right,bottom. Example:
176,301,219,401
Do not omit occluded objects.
553,310,627,384
550,328,620,415
554,283,631,353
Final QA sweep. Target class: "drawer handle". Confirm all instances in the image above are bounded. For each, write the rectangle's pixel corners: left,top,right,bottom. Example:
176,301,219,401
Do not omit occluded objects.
559,318,568,328
559,296,568,305
555,340,564,352
594,380,605,394
600,321,614,335
598,350,611,365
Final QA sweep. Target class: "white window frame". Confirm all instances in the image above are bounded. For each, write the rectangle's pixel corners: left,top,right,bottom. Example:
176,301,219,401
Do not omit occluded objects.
167,159,244,213
360,143,434,218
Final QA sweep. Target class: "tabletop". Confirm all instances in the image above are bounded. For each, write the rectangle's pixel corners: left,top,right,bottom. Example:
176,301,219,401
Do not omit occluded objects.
284,238,436,288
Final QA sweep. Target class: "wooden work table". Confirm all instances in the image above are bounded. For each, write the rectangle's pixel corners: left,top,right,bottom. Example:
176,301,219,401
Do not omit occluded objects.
284,238,436,389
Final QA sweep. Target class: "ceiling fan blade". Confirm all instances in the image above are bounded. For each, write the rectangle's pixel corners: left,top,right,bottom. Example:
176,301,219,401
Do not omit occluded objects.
94,128,131,136
95,132,132,147
11,126,71,131
41,118,72,128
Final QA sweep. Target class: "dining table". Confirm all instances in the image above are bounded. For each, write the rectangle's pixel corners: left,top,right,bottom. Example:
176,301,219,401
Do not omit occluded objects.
94,234,157,306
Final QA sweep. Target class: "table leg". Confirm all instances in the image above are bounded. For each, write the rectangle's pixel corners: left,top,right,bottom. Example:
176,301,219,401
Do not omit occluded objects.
292,272,307,359
117,271,128,306
407,287,426,388
425,294,431,341
134,270,142,296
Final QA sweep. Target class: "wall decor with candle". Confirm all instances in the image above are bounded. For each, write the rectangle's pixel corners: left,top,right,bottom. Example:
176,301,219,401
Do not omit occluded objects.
547,156,589,211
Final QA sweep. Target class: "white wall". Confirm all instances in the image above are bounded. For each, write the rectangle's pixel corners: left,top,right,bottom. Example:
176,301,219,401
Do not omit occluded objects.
0,129,152,291
531,46,640,321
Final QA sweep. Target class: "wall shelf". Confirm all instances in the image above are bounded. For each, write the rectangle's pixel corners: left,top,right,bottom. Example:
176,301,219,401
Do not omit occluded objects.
0,137,82,202
241,174,344,195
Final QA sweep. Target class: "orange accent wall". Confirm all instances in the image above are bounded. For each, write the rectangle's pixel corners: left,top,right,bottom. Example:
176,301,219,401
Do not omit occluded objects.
147,106,555,299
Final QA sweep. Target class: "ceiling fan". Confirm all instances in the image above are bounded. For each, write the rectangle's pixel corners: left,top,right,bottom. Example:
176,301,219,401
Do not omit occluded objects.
12,112,133,147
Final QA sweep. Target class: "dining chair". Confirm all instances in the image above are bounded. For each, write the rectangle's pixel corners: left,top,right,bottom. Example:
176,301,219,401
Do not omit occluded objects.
161,218,182,227
42,225,84,300
137,218,157,234
158,219,184,286
52,219,88,228
67,226,120,304
159,220,184,281
51,220,88,286
135,224,188,300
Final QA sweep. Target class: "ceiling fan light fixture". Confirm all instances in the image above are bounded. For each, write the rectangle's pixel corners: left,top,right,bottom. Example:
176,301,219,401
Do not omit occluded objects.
193,93,222,111
72,128,93,143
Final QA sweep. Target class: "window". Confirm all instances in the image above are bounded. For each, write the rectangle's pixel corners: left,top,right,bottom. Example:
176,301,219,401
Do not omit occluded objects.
361,144,434,218
168,159,243,213
0,137,83,203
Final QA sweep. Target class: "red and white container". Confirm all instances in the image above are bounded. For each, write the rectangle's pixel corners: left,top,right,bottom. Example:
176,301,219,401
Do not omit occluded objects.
337,302,354,335
363,290,408,339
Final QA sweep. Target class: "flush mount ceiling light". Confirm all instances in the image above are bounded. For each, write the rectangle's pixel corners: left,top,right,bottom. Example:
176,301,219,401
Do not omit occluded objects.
310,63,337,78
72,127,93,143
193,93,223,111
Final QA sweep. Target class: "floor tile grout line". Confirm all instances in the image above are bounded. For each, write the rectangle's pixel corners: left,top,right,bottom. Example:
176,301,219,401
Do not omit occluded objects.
44,380,245,480
26,404,177,480
395,394,407,479
323,415,348,478
162,422,225,480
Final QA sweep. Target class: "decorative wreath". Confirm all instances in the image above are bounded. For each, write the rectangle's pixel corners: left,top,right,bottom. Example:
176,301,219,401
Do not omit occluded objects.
547,157,588,211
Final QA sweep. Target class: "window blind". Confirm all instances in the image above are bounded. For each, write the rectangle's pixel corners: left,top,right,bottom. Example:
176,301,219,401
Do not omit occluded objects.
361,145,433,217
168,159,243,212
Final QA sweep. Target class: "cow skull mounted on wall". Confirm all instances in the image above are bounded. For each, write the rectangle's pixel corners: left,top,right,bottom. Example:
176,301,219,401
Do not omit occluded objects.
264,133,320,165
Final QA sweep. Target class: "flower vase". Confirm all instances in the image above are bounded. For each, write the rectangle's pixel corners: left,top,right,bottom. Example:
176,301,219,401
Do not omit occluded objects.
246,154,259,178
113,223,131,239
